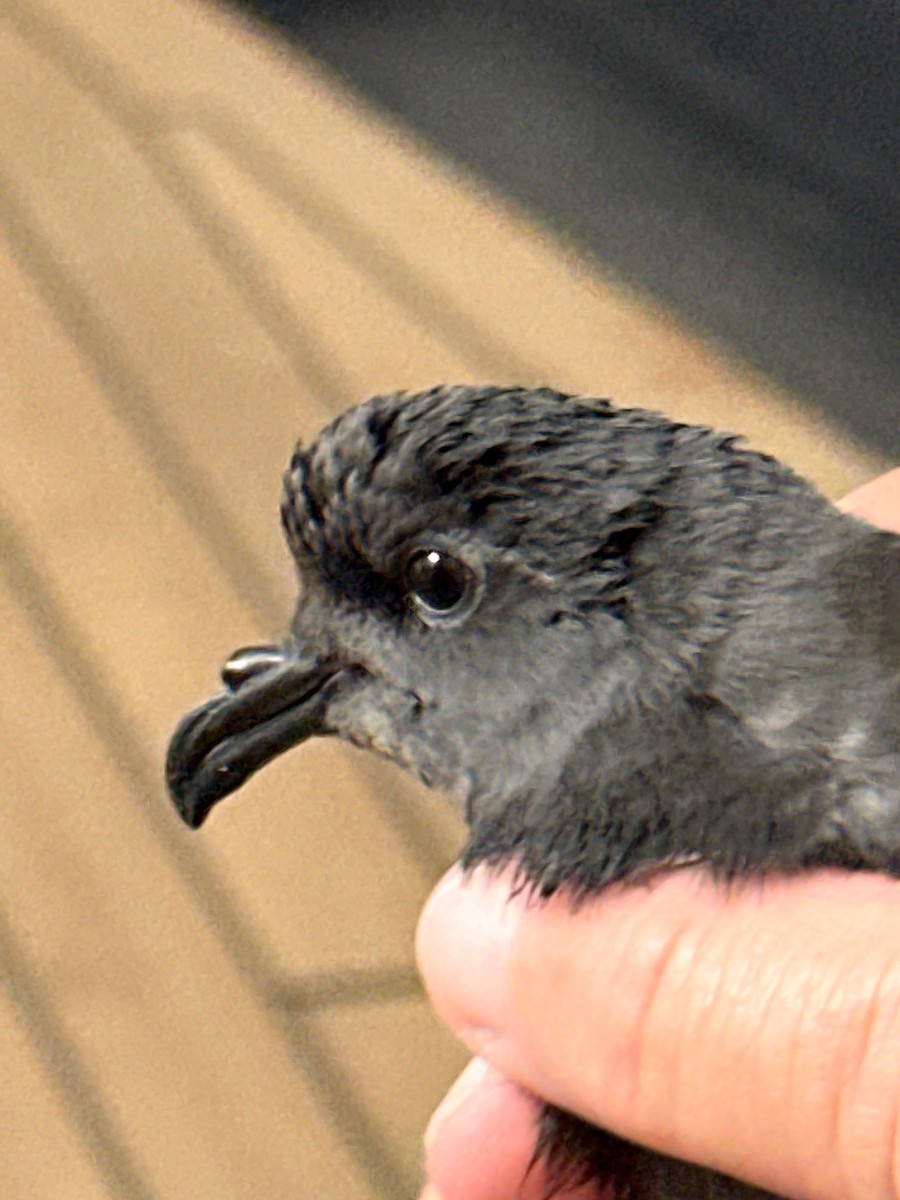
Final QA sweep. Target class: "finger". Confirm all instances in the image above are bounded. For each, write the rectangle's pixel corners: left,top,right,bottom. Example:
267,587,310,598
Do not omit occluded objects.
422,1057,606,1200
838,466,900,532
417,865,900,1199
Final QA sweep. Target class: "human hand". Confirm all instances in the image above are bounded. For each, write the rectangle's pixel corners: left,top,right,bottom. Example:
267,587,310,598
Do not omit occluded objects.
416,467,900,1200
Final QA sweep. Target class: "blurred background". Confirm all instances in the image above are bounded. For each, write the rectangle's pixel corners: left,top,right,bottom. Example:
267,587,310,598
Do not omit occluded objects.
0,1,894,1198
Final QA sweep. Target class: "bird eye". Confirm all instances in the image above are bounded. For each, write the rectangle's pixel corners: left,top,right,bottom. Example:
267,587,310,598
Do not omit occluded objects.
404,549,476,624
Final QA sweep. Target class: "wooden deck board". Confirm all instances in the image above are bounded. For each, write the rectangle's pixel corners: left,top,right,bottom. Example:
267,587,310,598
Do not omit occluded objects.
0,583,377,1199
0,0,885,1195
311,997,479,1177
0,231,456,977
0,984,111,1200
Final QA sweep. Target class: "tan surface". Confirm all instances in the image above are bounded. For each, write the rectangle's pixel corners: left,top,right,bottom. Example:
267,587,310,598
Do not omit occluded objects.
0,0,884,1196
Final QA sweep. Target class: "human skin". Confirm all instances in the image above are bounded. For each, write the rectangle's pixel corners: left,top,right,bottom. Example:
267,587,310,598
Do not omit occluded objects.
416,466,900,1200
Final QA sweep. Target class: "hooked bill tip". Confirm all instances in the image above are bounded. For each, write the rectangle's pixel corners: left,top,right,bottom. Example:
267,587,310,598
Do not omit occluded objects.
165,655,354,828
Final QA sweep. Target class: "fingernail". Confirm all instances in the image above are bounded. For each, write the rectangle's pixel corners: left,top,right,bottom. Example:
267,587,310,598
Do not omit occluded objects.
416,866,521,1049
424,1057,497,1149
419,1186,444,1200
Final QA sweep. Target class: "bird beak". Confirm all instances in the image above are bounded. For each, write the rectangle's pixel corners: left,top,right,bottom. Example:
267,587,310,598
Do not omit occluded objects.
166,644,348,829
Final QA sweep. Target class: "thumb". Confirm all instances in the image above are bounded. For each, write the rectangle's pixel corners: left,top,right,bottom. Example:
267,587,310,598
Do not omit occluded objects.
416,865,900,1200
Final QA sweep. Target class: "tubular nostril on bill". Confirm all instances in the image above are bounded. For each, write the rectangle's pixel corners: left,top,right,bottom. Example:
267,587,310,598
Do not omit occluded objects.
221,645,287,692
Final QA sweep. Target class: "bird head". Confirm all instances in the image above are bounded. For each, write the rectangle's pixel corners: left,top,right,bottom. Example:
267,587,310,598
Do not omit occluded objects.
166,386,837,878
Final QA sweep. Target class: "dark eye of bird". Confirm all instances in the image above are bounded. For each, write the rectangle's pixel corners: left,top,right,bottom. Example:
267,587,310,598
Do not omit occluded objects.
404,549,474,618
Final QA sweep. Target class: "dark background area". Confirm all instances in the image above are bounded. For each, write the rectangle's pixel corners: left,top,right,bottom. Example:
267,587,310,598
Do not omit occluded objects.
226,0,899,456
